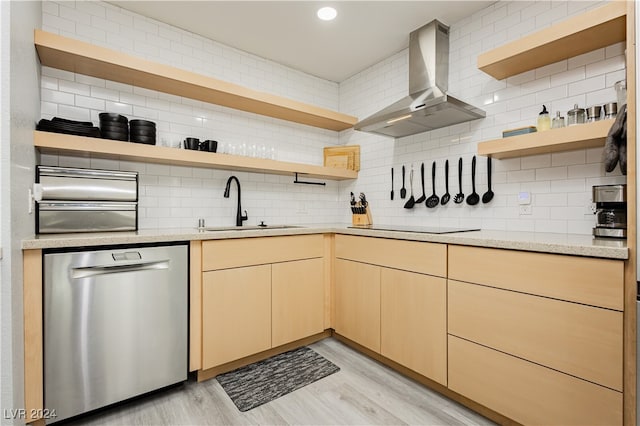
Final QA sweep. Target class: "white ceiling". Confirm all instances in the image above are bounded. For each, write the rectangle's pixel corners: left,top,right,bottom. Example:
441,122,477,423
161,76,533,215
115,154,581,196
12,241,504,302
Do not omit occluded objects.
108,1,495,83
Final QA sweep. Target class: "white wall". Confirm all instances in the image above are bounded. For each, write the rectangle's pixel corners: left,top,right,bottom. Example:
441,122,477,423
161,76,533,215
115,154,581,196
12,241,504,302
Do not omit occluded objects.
0,0,6,418
2,1,42,424
39,0,626,235
339,0,625,234
40,0,344,229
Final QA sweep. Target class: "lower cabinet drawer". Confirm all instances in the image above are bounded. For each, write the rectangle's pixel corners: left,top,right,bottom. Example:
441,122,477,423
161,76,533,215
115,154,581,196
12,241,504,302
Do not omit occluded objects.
448,280,622,391
448,245,623,310
202,235,323,271
448,335,622,426
335,235,446,277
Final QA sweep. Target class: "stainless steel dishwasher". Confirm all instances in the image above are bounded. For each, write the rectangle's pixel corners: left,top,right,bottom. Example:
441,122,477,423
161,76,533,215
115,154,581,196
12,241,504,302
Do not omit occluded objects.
44,243,188,422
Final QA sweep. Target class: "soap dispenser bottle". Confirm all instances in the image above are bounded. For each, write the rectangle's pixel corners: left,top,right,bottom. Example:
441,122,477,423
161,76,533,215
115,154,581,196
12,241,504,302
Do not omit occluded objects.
537,105,551,131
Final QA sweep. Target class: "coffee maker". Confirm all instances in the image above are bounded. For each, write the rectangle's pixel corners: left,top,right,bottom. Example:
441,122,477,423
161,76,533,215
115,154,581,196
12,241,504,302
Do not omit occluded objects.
592,184,627,238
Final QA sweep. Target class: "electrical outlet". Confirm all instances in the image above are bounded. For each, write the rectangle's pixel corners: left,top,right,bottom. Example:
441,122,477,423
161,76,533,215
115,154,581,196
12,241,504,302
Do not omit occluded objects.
584,203,596,215
519,205,532,215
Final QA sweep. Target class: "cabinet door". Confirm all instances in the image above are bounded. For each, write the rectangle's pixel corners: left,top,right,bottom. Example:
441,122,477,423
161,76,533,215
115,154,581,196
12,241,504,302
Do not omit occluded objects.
272,258,325,347
202,265,271,369
381,268,447,385
334,259,380,352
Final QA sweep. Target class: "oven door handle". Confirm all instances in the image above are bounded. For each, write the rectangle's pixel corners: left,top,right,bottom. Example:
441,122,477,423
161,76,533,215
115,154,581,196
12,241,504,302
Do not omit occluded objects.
71,260,170,279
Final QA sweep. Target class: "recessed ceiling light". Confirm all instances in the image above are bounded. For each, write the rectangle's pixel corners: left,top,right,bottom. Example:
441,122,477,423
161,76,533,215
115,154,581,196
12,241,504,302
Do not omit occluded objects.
317,7,337,21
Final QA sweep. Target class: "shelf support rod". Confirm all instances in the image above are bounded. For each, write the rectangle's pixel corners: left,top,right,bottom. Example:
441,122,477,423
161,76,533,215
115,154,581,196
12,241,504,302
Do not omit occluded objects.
294,173,326,186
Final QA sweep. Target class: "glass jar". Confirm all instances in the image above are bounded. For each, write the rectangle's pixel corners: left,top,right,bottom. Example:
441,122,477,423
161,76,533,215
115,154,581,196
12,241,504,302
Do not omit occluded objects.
567,104,586,126
537,105,551,131
551,111,565,129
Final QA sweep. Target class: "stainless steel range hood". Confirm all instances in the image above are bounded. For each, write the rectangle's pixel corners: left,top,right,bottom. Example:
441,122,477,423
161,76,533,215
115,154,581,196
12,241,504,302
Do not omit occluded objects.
354,20,485,138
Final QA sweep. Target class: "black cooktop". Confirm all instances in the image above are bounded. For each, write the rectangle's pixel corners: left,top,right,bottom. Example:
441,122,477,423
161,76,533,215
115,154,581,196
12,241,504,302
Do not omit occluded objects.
348,225,480,234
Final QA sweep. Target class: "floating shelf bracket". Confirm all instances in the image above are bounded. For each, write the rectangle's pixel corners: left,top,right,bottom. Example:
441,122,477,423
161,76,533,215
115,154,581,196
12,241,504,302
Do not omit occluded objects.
294,173,326,186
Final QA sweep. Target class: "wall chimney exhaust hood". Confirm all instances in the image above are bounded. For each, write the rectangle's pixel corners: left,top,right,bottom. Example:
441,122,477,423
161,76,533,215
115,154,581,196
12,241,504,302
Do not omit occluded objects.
354,20,485,138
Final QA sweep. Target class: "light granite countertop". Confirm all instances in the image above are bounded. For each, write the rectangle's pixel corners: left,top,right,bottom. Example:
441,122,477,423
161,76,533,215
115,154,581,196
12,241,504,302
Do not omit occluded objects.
22,224,628,260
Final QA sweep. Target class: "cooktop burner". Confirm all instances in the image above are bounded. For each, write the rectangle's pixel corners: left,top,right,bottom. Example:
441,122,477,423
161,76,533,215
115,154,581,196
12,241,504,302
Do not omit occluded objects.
348,225,480,234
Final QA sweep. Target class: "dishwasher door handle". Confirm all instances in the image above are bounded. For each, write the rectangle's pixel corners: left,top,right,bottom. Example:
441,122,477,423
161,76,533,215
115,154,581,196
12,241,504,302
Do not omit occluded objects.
71,260,170,279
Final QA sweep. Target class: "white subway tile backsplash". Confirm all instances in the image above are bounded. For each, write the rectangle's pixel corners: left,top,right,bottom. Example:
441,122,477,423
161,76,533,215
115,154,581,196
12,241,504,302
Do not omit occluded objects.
551,150,586,166
41,88,73,105
104,100,132,115
534,219,567,233
41,76,58,91
521,154,551,170
57,155,91,169
535,192,568,207
75,95,105,110
586,87,618,107
41,101,58,117
58,79,90,96
568,75,605,97
90,86,120,101
106,33,134,52
76,22,107,42
585,55,625,78
568,48,605,69
535,166,568,181
105,6,133,27
507,169,536,183
39,0,620,234
57,105,91,121
74,73,106,88
551,178,586,193
89,158,120,170
550,66,586,87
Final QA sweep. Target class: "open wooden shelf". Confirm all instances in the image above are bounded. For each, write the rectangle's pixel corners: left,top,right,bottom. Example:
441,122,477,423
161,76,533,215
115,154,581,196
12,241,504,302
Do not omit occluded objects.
33,131,358,181
34,30,357,132
478,2,626,80
477,119,613,159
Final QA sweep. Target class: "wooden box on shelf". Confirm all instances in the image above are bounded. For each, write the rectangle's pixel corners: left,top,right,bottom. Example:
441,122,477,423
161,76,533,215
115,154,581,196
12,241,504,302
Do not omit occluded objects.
324,145,361,171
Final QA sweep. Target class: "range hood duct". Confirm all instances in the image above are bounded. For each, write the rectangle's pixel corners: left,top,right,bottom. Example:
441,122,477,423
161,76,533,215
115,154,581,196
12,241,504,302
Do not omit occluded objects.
354,20,485,138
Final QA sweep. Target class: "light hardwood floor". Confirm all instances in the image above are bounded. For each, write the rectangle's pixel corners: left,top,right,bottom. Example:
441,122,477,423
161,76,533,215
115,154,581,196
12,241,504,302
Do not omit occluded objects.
66,338,495,425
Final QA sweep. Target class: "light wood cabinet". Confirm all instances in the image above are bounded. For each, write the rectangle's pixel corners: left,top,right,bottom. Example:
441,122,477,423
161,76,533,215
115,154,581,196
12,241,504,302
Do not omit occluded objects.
199,235,326,370
202,265,272,369
335,235,446,277
448,335,622,425
448,279,623,391
334,236,448,385
334,259,381,352
202,234,323,271
448,245,626,424
448,245,624,310
380,268,447,385
272,258,325,347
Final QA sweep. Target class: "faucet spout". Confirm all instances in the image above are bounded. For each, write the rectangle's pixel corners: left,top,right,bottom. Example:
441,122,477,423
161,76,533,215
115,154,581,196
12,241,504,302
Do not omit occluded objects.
224,176,248,226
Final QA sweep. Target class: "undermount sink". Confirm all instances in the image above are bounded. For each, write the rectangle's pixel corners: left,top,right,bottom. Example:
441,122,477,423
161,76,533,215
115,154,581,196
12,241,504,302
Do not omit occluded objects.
199,225,303,232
